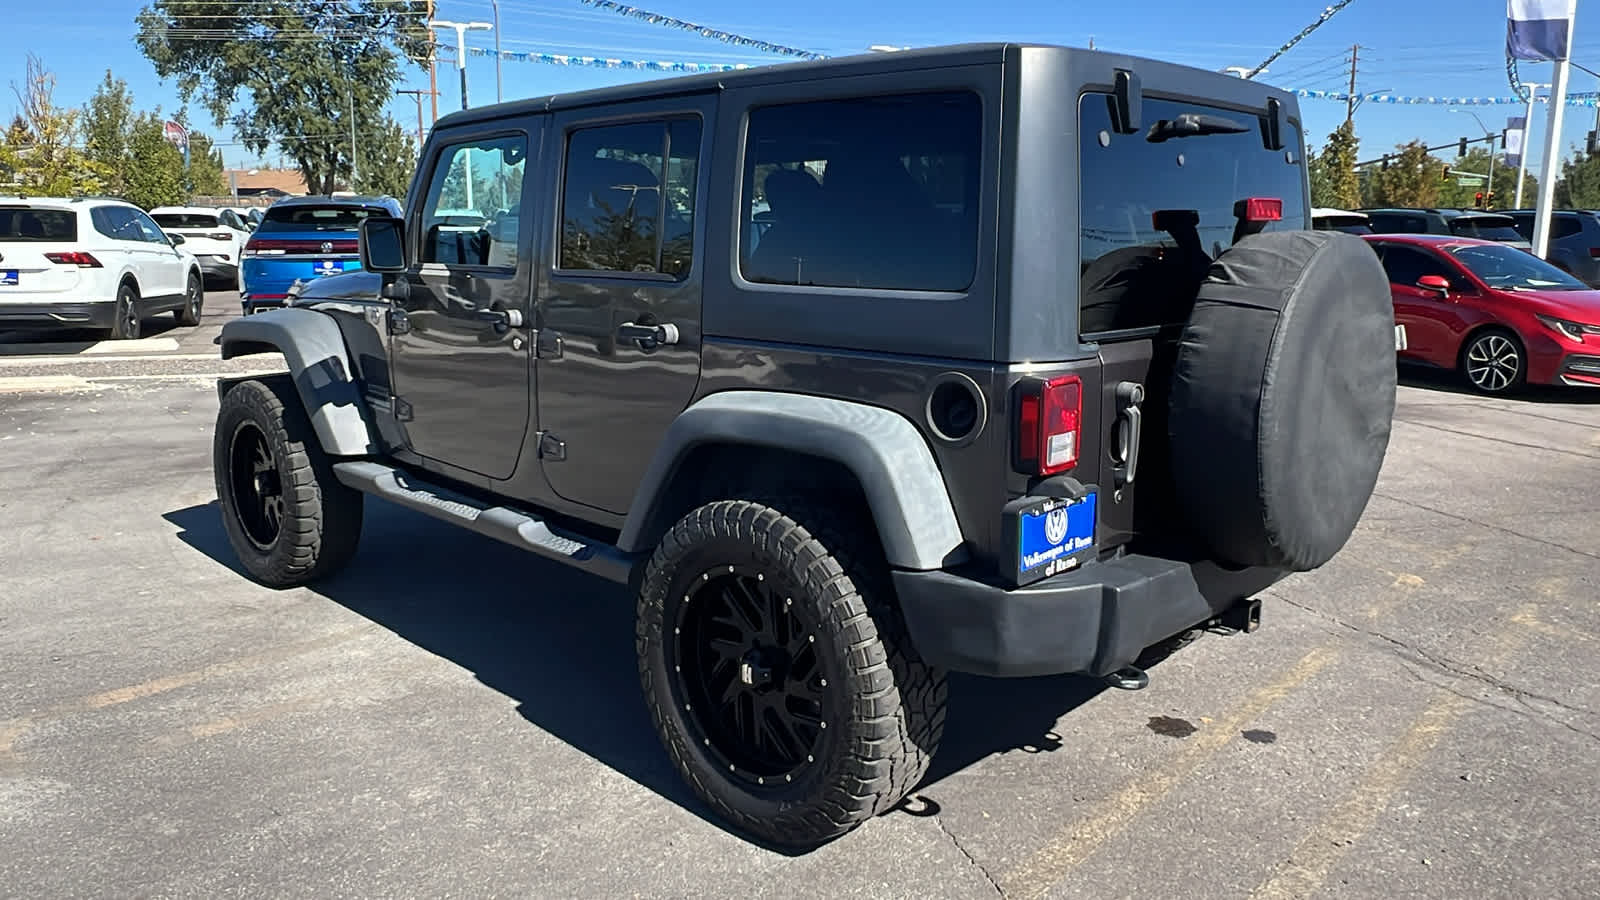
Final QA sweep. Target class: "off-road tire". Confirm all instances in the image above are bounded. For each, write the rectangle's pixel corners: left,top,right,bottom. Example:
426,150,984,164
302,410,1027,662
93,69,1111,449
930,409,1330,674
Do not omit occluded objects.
109,282,141,340
213,378,363,587
176,271,204,326
636,498,946,848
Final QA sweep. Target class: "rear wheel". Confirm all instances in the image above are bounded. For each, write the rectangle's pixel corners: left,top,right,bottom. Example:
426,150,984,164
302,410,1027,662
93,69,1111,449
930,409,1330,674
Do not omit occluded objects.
214,378,364,587
176,271,203,326
108,282,141,340
1461,328,1525,394
637,499,945,848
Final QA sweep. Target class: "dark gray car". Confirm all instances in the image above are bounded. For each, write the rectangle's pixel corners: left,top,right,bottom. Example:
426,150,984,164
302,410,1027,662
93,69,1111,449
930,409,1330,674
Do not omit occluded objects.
1503,209,1600,285
207,43,1398,849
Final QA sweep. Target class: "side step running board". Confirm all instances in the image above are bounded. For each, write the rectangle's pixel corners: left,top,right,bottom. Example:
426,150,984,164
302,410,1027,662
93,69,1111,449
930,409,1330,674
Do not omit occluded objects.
331,460,637,584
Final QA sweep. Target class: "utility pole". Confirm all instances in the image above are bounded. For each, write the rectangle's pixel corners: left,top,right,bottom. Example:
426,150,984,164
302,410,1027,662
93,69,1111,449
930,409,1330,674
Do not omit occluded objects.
1345,44,1360,125
489,0,502,103
427,0,438,124
397,89,429,147
348,84,359,190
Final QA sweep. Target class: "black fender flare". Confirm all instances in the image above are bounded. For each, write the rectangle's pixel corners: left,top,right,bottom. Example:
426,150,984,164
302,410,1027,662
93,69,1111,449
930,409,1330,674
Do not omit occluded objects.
617,391,968,571
216,307,378,457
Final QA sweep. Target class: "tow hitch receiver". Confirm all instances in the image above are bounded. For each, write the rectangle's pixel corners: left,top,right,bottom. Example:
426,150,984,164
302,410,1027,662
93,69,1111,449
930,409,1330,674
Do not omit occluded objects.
1214,598,1263,634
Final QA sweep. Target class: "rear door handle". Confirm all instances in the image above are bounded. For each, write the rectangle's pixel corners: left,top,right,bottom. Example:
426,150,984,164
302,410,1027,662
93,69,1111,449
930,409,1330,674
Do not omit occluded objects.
617,321,680,348
1112,381,1144,488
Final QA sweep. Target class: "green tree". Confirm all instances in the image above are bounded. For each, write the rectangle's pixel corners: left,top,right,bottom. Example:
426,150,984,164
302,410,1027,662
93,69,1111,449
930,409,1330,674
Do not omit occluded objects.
1308,121,1361,209
184,129,228,197
123,112,187,209
0,54,105,195
352,117,417,199
82,70,133,195
135,0,429,196
1366,140,1444,208
1554,145,1600,208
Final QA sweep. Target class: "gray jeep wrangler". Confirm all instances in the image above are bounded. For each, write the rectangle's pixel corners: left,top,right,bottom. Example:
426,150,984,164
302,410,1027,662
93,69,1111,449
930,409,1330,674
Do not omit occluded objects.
210,43,1397,848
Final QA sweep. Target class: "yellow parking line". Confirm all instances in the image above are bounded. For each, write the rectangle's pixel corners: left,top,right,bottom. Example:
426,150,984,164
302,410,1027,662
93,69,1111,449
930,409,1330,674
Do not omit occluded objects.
997,647,1337,900
1247,604,1539,899
1510,609,1597,644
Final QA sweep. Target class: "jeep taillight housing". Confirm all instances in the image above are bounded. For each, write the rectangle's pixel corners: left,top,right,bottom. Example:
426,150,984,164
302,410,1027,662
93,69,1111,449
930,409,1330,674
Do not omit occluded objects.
1014,375,1082,475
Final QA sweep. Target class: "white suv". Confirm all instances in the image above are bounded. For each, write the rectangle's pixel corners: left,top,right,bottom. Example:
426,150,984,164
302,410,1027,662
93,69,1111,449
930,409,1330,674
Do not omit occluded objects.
149,205,250,290
0,197,204,340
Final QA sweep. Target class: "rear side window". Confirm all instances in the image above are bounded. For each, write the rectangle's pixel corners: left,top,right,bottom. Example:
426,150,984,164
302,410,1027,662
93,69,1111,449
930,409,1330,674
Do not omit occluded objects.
1506,213,1580,240
0,207,76,241
152,213,220,229
1078,94,1306,335
738,90,982,292
559,119,698,277
258,205,385,232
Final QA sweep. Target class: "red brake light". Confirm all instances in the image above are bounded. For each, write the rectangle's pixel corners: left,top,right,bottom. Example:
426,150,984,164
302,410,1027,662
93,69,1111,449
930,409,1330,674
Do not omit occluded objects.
1241,197,1283,222
1014,375,1083,476
1588,247,1600,258
244,237,357,256
44,251,101,268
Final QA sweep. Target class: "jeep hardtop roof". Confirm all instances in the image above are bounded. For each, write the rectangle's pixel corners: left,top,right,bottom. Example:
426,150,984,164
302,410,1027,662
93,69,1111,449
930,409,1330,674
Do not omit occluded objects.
434,41,1303,128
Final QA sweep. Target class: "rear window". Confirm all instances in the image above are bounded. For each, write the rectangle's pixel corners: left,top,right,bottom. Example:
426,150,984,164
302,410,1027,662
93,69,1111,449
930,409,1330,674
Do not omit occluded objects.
1078,95,1306,336
152,212,219,229
1506,213,1581,240
0,207,76,241
1315,215,1372,234
1449,216,1523,242
1367,213,1432,234
258,205,383,232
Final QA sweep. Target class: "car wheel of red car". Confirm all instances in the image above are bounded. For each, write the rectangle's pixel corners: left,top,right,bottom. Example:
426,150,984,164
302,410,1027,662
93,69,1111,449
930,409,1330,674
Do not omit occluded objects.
1461,328,1526,395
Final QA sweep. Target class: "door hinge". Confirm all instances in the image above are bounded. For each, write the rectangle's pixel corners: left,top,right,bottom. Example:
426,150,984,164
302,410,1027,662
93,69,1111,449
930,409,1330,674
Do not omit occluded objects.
536,329,563,360
394,396,414,422
537,431,566,461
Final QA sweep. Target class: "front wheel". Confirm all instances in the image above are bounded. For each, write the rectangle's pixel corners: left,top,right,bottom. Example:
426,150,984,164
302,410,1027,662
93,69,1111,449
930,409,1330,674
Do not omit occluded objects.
636,499,946,848
214,378,364,587
1461,328,1526,394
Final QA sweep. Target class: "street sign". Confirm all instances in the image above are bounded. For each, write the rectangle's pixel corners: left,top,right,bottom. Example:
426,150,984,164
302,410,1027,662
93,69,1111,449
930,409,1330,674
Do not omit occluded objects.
1456,177,1481,186
162,120,188,149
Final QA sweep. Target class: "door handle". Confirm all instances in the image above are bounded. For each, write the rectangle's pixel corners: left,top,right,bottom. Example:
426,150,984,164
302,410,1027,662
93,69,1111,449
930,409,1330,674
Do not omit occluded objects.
473,306,524,333
1112,381,1144,489
386,307,411,336
617,321,680,348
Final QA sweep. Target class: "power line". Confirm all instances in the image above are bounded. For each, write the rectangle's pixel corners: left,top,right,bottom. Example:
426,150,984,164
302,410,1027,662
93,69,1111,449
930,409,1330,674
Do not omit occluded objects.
1245,0,1362,79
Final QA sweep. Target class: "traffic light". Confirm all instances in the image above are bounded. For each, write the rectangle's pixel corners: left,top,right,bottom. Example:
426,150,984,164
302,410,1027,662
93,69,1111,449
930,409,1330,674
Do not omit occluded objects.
1475,192,1485,209
1458,137,1469,157
1442,164,1452,181
1588,130,1598,155
1381,155,1390,170
1486,190,1495,208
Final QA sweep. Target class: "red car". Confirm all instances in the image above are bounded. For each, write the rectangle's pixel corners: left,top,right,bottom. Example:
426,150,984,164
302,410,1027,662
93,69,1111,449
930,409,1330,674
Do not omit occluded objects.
1363,233,1600,394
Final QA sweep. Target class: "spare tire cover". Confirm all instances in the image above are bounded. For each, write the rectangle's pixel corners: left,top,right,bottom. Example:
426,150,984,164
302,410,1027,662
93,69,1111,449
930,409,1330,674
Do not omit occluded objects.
1167,230,1396,572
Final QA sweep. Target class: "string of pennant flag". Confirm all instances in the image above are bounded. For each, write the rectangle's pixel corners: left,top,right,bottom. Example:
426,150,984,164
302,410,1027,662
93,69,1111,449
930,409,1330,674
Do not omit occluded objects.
1290,87,1600,108
575,0,826,60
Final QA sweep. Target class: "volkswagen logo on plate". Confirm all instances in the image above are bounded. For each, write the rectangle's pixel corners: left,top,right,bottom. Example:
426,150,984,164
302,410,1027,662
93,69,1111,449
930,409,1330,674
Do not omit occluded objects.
1044,507,1069,545
320,241,333,253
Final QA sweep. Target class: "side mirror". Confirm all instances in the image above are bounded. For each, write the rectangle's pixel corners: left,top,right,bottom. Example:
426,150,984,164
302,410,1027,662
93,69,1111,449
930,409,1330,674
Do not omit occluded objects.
359,216,408,273
1416,274,1451,295
169,233,186,246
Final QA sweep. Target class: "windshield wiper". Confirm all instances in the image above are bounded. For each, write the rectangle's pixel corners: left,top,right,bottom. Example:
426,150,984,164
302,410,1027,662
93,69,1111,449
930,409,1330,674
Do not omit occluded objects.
1146,112,1251,143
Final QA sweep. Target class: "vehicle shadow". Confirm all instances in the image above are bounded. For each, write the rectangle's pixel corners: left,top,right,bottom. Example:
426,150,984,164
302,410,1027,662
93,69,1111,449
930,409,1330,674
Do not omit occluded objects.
162,497,1157,852
0,316,184,353
1399,363,1600,404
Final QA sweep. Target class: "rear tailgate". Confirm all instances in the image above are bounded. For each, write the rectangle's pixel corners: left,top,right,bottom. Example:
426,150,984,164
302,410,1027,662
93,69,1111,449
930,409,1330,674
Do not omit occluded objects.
0,207,84,296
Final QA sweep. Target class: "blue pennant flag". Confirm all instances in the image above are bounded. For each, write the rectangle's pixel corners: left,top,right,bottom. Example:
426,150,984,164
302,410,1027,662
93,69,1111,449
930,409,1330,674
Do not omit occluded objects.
1507,0,1576,61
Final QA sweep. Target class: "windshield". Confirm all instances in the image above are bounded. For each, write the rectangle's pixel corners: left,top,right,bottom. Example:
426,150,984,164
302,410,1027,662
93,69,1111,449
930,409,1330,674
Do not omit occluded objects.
153,213,220,229
1450,243,1589,290
258,205,382,232
1449,218,1522,242
0,207,76,241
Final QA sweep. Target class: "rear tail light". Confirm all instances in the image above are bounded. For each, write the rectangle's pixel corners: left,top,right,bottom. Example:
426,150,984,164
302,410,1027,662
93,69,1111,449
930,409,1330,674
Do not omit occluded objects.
44,251,101,267
244,237,358,257
1014,375,1083,476
1588,247,1600,258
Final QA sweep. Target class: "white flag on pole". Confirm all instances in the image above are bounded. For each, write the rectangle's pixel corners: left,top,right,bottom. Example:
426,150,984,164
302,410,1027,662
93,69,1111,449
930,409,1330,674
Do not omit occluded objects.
1505,115,1527,167
1508,0,1576,61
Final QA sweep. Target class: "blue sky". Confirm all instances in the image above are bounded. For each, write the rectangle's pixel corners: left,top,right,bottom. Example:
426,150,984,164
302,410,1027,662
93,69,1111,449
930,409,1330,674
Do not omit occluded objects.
11,0,1600,181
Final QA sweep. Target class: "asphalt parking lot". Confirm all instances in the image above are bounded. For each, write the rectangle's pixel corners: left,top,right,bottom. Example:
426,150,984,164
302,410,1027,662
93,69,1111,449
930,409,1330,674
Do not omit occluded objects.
2,290,1599,898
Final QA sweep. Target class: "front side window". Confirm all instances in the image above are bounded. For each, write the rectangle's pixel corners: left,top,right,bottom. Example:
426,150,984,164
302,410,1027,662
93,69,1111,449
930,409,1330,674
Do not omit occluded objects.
419,134,528,267
129,210,172,244
1078,94,1307,335
738,91,982,292
1376,245,1466,290
559,118,700,278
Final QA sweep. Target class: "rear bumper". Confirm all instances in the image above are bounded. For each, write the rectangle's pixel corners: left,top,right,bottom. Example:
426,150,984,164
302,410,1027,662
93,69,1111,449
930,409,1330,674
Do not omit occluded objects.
893,555,1285,678
0,300,117,330
195,256,237,278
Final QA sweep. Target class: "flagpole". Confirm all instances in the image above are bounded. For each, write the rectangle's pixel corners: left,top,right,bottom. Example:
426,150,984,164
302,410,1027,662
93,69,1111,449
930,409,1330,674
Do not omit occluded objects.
1532,56,1570,258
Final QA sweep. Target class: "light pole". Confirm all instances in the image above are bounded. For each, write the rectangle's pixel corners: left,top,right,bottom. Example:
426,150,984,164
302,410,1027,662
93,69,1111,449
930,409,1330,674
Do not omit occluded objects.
489,0,502,103
1514,82,1549,209
1452,108,1496,205
430,19,493,111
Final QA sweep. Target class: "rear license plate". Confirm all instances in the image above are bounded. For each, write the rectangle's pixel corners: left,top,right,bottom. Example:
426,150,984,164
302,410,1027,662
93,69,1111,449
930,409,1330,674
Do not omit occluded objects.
313,260,345,277
0,270,17,286
1004,490,1098,586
